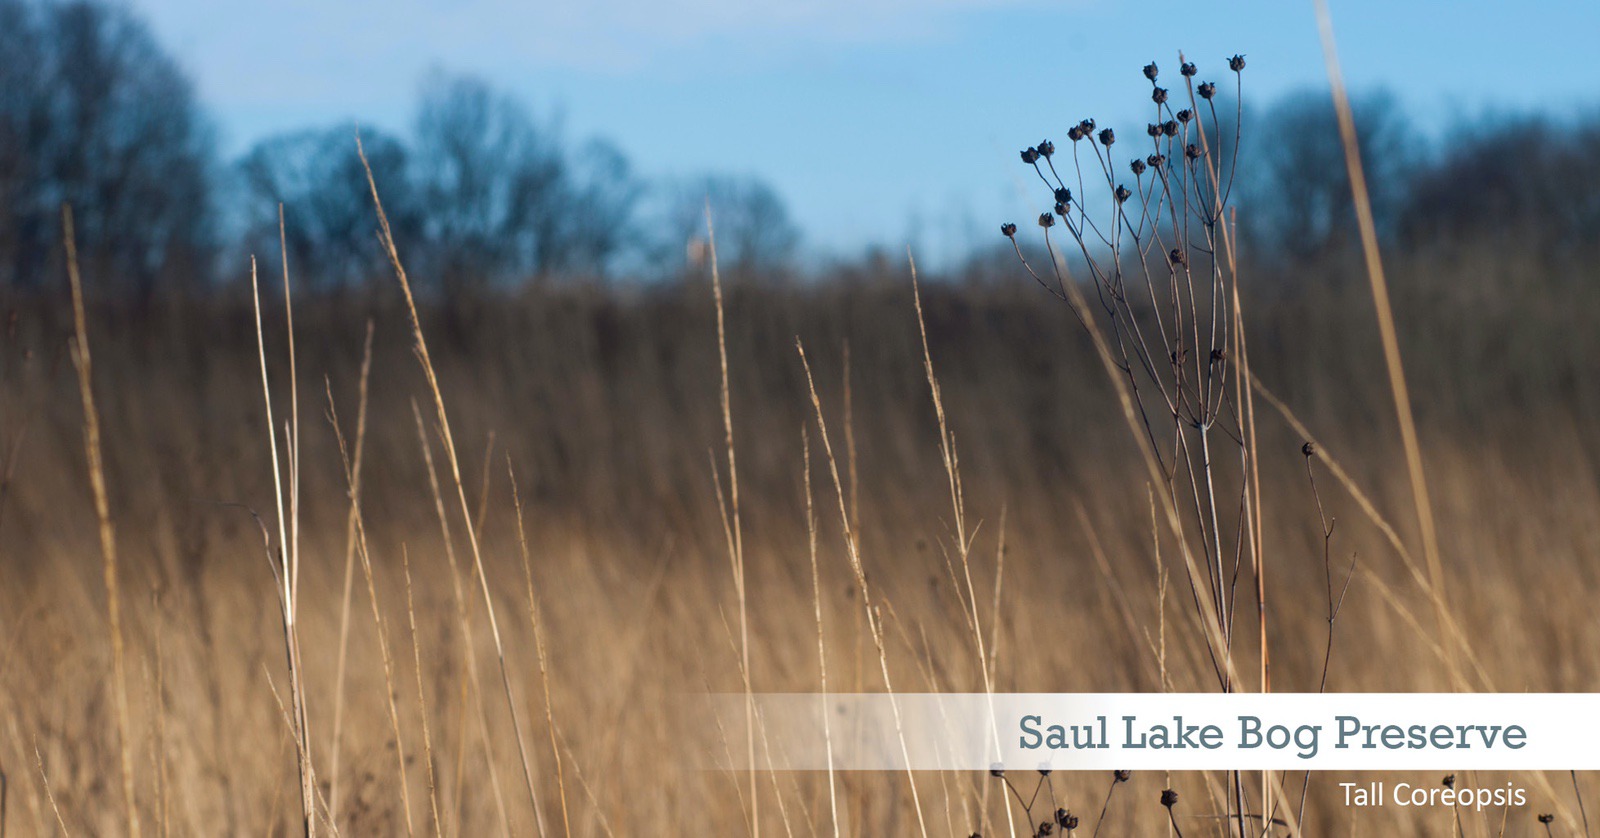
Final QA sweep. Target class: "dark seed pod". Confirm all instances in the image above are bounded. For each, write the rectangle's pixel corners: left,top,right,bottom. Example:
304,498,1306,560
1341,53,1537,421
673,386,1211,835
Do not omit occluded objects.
1001,222,1018,238
1152,86,1168,105
1131,159,1147,176
1161,789,1179,808
1168,248,1186,265
990,764,1006,778
1163,120,1179,137
1147,153,1166,168
1058,811,1079,830
1021,147,1040,164
1054,187,1072,204
1037,822,1054,836
1067,125,1084,142
1176,108,1193,123
1185,143,1204,160
1098,128,1115,146
1038,212,1055,228
1147,123,1163,138
1054,201,1069,217
1229,54,1246,72
1199,81,1216,100
1210,347,1227,363
1180,61,1197,77
1143,61,1159,81
1539,814,1555,824
1443,774,1455,789
1302,441,1317,457
1038,139,1055,158
1079,118,1096,134
1114,770,1132,783
1115,185,1131,203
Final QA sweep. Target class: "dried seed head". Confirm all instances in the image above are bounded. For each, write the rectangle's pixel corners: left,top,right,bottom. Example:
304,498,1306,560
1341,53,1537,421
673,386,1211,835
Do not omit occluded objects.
1185,143,1204,160
1037,821,1054,836
1199,81,1217,100
1163,120,1179,137
1176,108,1193,123
1115,185,1131,203
1229,54,1246,72
1143,61,1159,81
990,764,1006,778
1147,153,1166,168
1038,212,1055,228
1168,248,1186,265
1131,159,1147,176
1054,187,1072,204
1302,441,1317,457
1021,147,1040,165
1210,347,1227,363
1098,128,1115,146
1067,125,1084,142
1539,814,1555,824
1114,770,1132,783
1152,86,1169,105
1054,201,1069,217
1038,139,1056,158
1078,118,1096,135
1001,222,1018,238
1180,61,1197,77
1147,123,1163,138
1056,809,1078,829
1161,789,1179,808
1443,774,1456,789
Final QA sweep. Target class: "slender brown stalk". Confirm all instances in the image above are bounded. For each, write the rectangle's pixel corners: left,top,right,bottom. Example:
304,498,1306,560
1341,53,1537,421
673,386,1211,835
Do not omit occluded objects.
402,547,443,837
359,136,543,829
1314,0,1458,690
328,320,373,821
61,206,139,838
800,430,840,838
507,461,572,838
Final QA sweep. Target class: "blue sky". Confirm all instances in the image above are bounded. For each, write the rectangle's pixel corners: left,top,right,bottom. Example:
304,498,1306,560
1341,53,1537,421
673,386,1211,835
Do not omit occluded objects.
131,0,1596,267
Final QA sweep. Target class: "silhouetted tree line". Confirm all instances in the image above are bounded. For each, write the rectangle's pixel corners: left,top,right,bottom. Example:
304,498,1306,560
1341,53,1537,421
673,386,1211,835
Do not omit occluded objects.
2,0,1596,299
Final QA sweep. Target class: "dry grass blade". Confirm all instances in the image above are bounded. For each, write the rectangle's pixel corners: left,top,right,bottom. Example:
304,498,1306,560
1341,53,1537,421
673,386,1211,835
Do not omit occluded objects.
61,206,139,838
800,430,839,838
357,136,543,830
328,320,374,821
1313,0,1458,690
402,547,443,837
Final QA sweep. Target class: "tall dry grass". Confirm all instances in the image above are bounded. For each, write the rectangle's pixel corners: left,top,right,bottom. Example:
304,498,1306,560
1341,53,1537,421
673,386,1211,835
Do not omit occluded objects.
0,205,1599,834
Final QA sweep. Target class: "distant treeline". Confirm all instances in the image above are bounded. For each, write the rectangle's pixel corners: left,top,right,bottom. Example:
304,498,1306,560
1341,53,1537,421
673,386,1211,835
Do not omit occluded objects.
2,0,1597,299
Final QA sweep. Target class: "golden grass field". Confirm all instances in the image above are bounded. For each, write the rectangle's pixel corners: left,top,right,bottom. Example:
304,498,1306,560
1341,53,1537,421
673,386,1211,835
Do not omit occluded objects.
2,217,1599,836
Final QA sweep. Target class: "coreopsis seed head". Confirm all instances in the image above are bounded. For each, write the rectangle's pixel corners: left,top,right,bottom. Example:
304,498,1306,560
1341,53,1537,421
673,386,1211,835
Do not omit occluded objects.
1001,222,1018,238
1079,118,1096,134
1229,54,1246,72
1163,120,1179,137
1147,153,1166,168
1038,139,1056,158
1021,147,1040,164
1114,770,1132,783
1039,766,1053,776
1443,774,1456,789
1539,814,1555,824
1115,185,1131,203
1054,201,1069,216
1059,811,1079,829
1143,61,1159,81
1098,128,1115,146
1148,122,1163,138
1169,248,1186,265
1152,87,1169,105
1199,81,1217,100
1185,143,1204,160
1067,125,1084,142
1181,61,1197,77
1302,441,1317,457
1131,159,1147,176
1161,789,1179,808
1210,347,1227,363
1176,108,1193,123
1054,187,1072,204
1037,821,1055,836
1038,212,1055,228
990,764,1006,778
